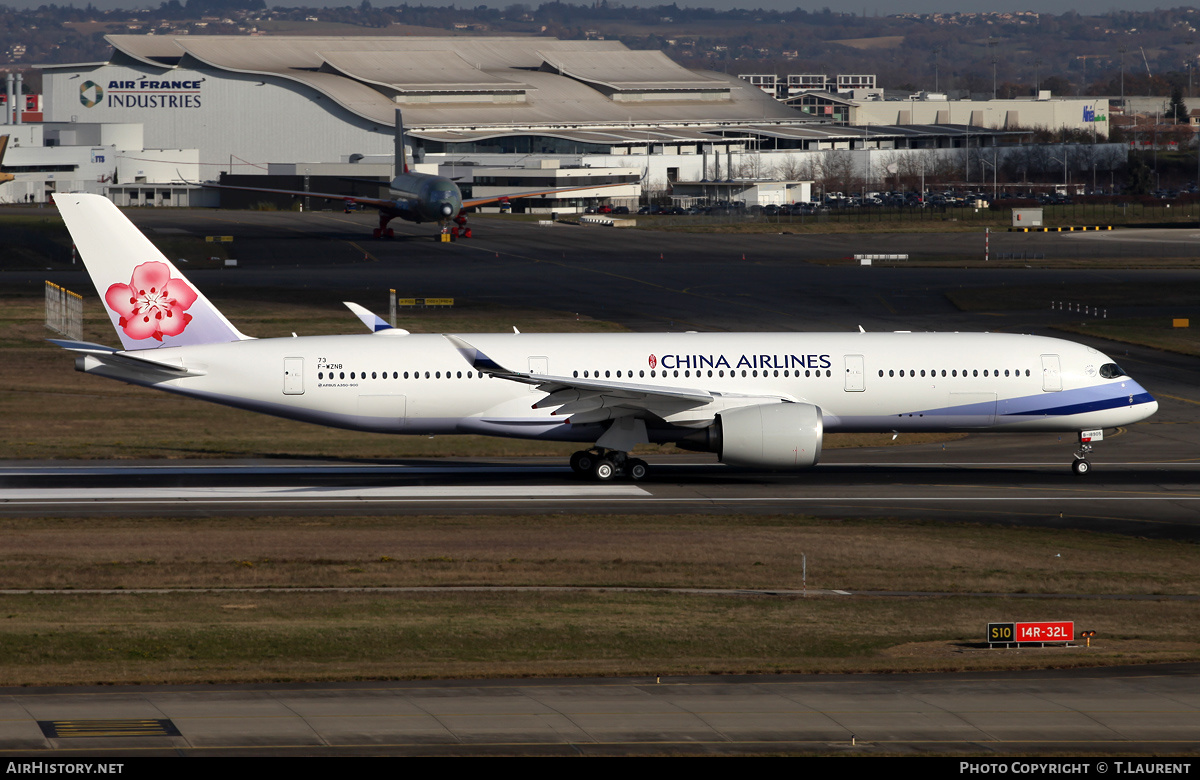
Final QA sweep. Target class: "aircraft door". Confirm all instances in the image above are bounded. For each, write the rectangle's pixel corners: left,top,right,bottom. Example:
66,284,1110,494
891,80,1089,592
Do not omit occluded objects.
1041,354,1062,392
844,354,865,392
283,357,304,395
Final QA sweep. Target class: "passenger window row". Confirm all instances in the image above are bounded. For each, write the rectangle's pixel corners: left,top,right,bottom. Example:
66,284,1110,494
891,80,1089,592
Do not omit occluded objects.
318,370,487,380
878,368,1032,378
572,368,834,379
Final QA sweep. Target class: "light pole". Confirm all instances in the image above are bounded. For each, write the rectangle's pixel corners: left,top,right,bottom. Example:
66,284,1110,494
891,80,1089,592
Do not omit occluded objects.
981,150,998,200
1119,45,1127,110
988,38,998,100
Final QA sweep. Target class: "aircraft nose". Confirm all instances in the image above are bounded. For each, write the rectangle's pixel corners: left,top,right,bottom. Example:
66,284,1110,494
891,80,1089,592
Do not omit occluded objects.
441,203,453,217
1129,380,1157,419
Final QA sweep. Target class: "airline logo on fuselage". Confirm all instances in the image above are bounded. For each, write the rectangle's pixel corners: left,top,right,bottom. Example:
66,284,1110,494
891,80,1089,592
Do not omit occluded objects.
654,353,832,370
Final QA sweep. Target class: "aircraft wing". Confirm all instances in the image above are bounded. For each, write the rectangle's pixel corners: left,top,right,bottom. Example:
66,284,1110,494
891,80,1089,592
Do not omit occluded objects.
444,335,787,427
198,181,401,211
463,180,632,209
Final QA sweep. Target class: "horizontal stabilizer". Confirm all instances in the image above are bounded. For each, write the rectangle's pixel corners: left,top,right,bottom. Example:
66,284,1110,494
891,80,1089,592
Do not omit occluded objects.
49,339,205,376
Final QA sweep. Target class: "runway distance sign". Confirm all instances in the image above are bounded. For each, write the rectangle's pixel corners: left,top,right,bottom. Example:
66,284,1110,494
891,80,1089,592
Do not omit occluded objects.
988,621,1074,646
987,622,1014,645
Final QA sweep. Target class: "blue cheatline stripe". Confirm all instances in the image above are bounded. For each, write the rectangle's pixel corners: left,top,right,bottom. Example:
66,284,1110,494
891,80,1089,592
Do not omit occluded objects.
1001,392,1155,418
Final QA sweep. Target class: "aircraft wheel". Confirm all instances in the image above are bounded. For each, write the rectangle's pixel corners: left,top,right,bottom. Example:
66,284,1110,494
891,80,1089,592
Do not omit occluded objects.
373,228,382,239
386,228,395,238
1072,458,1091,476
627,458,648,481
593,458,617,482
570,450,595,475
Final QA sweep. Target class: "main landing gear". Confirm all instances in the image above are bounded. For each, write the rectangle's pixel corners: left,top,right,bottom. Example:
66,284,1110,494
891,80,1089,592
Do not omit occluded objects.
570,449,648,482
373,214,395,239
451,213,472,239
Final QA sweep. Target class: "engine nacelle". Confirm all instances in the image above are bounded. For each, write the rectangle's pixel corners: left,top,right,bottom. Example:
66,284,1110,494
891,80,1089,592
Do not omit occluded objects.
717,402,823,469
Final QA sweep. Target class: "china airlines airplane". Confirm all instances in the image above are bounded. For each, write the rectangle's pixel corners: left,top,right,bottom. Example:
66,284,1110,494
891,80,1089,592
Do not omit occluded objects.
52,194,1157,479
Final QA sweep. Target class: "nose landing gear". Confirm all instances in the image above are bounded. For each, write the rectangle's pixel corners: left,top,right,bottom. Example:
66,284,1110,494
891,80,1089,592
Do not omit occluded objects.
1071,429,1103,476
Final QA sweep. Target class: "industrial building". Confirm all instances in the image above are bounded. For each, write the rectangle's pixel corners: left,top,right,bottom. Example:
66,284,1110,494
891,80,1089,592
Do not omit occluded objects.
0,35,1127,206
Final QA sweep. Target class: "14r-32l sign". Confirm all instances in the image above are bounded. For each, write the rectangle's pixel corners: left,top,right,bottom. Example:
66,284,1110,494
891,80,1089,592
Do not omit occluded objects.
988,621,1075,645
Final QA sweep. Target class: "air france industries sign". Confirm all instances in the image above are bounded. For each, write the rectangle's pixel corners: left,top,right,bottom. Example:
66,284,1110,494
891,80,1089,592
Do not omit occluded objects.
81,79,203,109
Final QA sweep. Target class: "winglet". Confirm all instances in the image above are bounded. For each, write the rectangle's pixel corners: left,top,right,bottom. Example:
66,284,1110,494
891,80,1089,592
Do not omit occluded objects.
444,335,512,374
344,302,409,335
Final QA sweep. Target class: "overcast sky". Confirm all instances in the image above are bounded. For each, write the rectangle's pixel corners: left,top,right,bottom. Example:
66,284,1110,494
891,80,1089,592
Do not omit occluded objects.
0,1,1169,14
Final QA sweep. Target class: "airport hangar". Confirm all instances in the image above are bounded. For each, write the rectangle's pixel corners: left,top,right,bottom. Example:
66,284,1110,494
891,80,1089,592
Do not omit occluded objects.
19,35,1056,209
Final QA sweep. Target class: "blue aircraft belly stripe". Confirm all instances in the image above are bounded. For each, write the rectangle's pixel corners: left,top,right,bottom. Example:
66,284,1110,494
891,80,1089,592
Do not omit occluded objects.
1001,391,1155,418
907,383,1152,420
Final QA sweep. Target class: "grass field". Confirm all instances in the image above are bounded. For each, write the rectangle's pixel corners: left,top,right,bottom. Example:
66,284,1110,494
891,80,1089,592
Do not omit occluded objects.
0,514,1195,685
945,282,1200,357
635,201,1200,240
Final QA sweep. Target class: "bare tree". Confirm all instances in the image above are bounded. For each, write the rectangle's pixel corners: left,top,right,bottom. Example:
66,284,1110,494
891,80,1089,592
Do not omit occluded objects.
820,150,859,195
771,153,807,181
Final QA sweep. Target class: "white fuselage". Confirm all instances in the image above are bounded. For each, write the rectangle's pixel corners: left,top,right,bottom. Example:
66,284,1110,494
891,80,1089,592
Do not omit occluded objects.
82,331,1158,443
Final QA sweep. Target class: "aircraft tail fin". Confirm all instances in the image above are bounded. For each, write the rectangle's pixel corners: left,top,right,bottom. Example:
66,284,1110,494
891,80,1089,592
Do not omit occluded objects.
395,108,409,175
55,193,251,351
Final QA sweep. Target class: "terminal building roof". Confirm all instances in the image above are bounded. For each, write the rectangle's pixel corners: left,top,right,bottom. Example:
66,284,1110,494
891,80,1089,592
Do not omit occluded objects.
100,34,805,136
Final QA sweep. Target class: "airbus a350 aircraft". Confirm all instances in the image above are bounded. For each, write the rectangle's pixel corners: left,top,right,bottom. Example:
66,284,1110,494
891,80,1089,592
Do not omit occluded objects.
52,194,1157,479
203,110,630,240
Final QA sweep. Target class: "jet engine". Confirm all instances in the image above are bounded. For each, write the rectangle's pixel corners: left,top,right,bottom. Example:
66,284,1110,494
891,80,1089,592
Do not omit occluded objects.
679,402,823,469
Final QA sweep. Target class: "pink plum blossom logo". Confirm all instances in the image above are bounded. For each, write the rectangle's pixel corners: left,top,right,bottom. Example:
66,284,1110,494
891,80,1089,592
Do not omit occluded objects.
648,354,657,369
104,261,198,342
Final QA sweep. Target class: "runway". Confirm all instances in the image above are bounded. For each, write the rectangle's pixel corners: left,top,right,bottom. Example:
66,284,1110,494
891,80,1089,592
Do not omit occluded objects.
2,424,1198,539
2,666,1198,756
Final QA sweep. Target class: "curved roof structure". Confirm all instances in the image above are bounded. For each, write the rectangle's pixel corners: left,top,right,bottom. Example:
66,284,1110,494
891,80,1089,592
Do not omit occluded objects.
103,34,805,137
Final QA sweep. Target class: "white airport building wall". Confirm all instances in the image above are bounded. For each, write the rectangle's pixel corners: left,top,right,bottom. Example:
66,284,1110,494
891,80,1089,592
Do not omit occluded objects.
853,96,1109,136
43,64,396,178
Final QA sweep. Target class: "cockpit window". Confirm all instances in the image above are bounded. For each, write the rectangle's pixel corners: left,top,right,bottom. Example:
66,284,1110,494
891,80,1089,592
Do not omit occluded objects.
1099,363,1127,379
